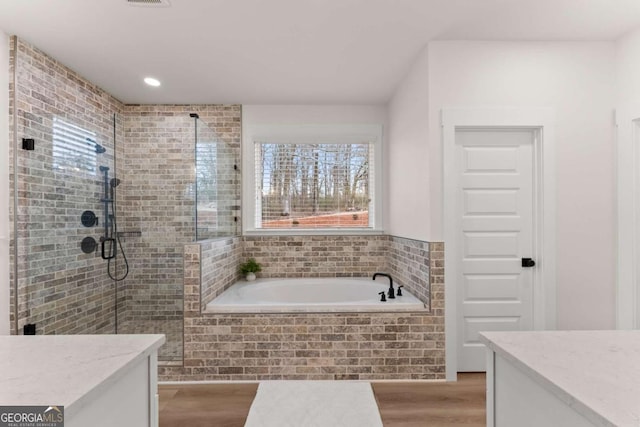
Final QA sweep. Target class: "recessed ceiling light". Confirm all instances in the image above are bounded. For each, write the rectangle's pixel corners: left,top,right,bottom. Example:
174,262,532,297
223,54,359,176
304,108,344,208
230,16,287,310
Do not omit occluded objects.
144,77,161,87
127,0,171,7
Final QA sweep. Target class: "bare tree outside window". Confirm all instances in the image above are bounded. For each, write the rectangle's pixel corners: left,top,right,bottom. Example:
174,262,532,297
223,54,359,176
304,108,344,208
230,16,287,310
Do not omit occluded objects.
256,143,372,229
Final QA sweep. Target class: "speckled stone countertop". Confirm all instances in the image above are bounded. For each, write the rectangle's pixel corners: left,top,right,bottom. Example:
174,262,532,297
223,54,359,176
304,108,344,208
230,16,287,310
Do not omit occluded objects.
480,331,640,427
0,334,165,418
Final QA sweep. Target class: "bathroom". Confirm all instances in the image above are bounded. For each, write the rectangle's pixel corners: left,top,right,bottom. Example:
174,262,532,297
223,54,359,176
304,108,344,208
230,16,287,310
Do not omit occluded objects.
1,1,640,426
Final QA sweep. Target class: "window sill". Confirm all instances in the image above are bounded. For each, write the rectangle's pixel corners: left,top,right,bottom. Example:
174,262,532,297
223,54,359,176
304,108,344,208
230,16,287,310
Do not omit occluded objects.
242,228,385,237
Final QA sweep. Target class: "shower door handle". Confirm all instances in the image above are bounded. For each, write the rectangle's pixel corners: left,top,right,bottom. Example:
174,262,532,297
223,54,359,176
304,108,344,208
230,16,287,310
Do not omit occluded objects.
101,238,117,260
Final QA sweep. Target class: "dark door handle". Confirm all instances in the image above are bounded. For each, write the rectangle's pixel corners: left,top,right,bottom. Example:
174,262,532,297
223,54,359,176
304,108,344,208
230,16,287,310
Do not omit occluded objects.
522,258,536,268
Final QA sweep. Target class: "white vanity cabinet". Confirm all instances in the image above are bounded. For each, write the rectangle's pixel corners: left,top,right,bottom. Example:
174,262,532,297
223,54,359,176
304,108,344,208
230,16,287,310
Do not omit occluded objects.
0,334,165,427
480,331,640,427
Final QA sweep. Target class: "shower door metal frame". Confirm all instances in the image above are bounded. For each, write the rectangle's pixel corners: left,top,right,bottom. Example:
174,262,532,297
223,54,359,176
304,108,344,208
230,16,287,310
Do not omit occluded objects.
11,35,19,335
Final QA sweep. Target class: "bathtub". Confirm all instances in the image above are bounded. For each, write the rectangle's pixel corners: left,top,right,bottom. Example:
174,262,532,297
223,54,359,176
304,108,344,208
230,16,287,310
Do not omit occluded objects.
205,278,426,313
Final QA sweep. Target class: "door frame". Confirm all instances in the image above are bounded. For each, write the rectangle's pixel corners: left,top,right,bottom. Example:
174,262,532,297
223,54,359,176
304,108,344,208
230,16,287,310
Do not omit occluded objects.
442,108,557,380
615,106,640,329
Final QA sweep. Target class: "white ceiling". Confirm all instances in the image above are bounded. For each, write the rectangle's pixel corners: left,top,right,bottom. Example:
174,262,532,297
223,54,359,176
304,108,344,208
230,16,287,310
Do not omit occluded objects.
1,0,640,105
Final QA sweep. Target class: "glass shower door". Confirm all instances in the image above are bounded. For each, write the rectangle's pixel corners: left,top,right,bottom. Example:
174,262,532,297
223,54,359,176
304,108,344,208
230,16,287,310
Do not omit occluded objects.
12,111,118,336
13,107,215,363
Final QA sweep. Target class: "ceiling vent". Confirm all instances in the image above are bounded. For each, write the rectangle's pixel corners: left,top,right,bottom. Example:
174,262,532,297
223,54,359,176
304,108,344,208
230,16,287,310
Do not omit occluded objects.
127,0,171,7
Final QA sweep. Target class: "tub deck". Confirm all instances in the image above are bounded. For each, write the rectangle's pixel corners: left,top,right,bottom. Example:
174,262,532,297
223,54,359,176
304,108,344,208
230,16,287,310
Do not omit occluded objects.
204,278,427,313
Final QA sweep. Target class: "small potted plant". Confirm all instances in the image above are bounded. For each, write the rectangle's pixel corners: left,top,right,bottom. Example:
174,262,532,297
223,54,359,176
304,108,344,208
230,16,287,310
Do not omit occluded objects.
239,258,262,281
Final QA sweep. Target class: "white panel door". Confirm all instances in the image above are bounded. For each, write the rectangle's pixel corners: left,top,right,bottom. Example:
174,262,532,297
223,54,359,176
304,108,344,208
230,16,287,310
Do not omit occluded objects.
455,129,535,372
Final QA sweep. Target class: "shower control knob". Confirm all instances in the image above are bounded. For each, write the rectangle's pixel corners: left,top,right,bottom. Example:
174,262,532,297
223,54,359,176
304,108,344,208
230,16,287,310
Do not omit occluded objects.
80,237,97,254
81,210,98,227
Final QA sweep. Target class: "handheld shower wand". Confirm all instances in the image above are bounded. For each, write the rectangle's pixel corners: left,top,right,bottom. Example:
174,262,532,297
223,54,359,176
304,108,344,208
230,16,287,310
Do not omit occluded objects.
99,166,116,260
98,165,129,280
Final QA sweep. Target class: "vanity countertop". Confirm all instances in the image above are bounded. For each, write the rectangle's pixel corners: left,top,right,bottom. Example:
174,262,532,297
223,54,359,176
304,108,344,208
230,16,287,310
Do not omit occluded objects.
480,330,640,427
0,334,165,418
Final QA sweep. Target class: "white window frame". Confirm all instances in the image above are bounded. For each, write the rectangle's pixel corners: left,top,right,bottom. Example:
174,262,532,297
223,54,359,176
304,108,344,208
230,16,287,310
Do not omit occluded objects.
242,124,383,235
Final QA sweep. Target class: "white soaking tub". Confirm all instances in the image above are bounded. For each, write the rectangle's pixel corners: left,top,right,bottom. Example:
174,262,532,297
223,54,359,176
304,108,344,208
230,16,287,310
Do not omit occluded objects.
205,278,426,313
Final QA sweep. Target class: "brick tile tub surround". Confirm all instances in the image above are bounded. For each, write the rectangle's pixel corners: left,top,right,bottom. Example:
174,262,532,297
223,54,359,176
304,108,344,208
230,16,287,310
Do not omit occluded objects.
158,237,445,381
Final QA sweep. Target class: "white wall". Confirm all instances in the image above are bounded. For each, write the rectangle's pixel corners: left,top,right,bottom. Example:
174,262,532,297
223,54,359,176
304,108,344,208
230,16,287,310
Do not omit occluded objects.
616,27,640,106
242,105,388,127
388,41,617,329
241,105,389,229
427,41,616,330
0,30,10,334
614,27,640,329
387,47,430,241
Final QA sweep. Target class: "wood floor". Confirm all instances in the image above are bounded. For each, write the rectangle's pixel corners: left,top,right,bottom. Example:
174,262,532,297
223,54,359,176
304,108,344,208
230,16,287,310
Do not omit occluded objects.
159,373,485,427
372,374,485,427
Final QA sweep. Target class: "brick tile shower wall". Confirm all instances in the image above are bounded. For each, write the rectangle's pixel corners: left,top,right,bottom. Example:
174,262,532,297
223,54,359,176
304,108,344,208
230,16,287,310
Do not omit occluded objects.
8,36,14,331
118,109,194,323
9,37,124,334
160,237,444,381
118,105,241,324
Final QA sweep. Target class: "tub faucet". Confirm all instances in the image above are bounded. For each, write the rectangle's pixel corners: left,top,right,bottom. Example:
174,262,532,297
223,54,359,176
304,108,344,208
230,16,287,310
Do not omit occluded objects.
373,273,395,299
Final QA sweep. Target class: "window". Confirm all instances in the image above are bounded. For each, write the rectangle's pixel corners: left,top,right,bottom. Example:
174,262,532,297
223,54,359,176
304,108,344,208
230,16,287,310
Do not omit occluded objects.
52,117,98,173
244,125,382,232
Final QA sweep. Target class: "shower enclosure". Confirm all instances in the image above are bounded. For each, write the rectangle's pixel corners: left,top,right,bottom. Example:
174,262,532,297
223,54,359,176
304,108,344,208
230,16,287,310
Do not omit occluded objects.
10,108,239,363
